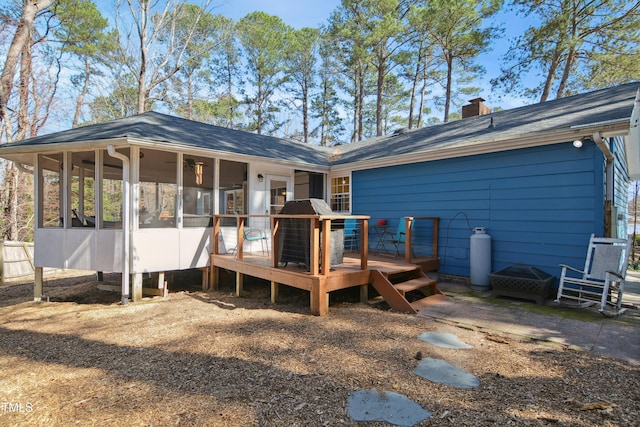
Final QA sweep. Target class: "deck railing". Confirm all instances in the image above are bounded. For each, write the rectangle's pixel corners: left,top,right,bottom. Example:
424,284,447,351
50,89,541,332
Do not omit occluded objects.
213,214,371,275
212,215,439,274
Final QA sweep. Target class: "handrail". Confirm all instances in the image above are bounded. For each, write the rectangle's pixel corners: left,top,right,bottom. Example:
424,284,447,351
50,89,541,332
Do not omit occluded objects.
404,216,439,263
212,214,370,275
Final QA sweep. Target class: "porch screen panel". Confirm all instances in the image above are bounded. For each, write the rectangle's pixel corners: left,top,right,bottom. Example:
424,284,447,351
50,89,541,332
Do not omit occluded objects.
183,155,214,227
138,149,177,228
102,148,129,229
38,153,63,228
71,151,95,228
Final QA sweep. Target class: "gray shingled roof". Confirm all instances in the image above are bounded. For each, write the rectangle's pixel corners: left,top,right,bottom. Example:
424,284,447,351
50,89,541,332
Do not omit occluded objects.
0,82,637,169
1,111,331,166
329,82,639,165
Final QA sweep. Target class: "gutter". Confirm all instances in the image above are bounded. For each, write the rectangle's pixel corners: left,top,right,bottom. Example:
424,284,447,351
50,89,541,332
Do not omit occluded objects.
330,120,631,174
107,145,130,305
592,131,614,162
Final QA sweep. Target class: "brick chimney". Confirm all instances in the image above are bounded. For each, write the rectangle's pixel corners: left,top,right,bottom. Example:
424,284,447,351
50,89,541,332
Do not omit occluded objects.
462,97,492,118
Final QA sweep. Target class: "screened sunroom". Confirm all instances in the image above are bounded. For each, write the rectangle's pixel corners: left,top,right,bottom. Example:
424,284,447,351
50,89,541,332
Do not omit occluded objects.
0,112,330,303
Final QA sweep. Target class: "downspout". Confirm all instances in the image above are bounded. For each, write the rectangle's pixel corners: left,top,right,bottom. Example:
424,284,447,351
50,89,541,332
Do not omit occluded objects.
592,132,614,236
107,145,130,305
14,162,33,174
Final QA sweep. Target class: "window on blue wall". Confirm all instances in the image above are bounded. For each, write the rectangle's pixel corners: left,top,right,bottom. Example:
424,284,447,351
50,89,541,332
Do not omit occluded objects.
330,175,350,212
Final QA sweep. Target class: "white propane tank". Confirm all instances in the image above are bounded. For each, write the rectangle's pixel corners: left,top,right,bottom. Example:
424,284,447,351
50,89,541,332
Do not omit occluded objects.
470,227,491,290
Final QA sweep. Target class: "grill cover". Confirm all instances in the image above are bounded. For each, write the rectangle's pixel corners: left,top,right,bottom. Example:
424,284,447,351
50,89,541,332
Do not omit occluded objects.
278,199,344,268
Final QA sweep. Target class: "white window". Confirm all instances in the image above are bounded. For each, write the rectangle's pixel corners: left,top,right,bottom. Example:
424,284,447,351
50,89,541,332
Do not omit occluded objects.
330,175,351,212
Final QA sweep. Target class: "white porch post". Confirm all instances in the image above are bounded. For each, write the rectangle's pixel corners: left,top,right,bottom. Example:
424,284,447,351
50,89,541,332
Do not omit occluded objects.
107,145,131,304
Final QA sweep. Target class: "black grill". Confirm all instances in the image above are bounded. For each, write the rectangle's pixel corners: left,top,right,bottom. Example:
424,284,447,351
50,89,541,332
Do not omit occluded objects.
278,199,344,269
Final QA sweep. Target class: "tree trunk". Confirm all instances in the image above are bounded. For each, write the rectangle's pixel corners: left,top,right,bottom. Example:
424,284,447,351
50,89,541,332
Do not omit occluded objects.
375,49,385,137
226,59,234,127
73,55,91,127
17,37,32,141
3,162,19,240
443,55,453,123
302,79,309,143
408,43,423,129
418,62,429,128
0,0,54,130
556,46,576,99
357,65,364,141
540,55,560,102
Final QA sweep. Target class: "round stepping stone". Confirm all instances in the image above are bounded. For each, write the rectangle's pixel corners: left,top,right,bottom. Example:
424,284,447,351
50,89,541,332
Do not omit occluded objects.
347,388,432,427
418,332,473,349
414,358,480,389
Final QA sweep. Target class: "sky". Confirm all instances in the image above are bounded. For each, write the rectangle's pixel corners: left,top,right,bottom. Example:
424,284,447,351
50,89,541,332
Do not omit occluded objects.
214,0,341,30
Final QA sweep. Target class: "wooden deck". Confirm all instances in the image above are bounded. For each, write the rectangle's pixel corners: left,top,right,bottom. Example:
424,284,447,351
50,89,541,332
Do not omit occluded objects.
209,215,441,315
209,252,439,315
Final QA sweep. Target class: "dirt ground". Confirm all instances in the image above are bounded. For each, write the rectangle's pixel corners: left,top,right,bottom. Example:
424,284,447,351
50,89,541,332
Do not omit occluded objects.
0,270,638,427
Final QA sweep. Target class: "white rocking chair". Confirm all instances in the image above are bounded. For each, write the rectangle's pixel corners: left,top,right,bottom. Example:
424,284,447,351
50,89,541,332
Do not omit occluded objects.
555,234,631,317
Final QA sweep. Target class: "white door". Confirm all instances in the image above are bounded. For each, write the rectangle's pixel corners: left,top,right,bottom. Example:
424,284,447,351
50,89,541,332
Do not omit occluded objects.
267,175,290,214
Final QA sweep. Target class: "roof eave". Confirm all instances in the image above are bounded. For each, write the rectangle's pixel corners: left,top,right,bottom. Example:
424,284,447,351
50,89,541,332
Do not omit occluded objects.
0,136,330,172
330,119,630,174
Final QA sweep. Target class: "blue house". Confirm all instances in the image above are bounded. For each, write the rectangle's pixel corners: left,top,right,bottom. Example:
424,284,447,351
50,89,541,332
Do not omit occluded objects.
0,82,637,311
334,82,639,281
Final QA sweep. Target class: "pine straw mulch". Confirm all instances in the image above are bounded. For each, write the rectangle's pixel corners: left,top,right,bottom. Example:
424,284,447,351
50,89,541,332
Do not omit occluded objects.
0,270,638,427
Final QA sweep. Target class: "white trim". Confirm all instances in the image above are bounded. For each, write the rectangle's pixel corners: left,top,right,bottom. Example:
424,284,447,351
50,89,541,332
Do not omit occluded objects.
626,89,640,180
330,122,631,174
328,173,352,214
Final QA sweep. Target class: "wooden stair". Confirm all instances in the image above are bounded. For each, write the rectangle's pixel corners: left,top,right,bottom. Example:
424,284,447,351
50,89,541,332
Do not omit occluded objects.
369,265,448,314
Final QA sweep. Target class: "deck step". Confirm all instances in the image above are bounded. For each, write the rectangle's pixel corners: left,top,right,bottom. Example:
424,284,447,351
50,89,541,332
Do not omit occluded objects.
394,277,437,295
410,294,449,311
370,267,448,315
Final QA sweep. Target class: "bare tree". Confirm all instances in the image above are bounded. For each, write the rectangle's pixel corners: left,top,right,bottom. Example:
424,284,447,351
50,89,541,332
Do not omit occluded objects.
115,0,213,114
0,0,55,140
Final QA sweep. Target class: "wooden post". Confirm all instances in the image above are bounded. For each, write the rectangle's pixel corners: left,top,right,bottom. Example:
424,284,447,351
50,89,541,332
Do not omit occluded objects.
34,266,43,302
237,216,245,261
236,271,244,296
359,284,368,303
213,216,221,254
132,273,143,302
310,280,328,316
310,218,320,276
271,217,280,268
271,281,279,303
404,217,413,263
321,218,331,275
200,268,208,291
360,219,369,270
210,264,219,290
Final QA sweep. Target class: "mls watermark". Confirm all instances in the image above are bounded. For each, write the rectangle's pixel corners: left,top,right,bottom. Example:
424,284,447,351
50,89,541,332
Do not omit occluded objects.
1,401,34,414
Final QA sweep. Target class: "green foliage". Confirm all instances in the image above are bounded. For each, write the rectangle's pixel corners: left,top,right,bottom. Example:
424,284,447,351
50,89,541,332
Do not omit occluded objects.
493,0,640,101
236,11,292,134
53,0,117,57
2,0,637,146
416,0,503,122
85,75,143,123
185,96,242,127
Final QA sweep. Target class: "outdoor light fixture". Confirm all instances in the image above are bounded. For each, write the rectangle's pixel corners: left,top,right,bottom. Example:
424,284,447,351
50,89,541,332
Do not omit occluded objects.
194,161,204,185
258,173,264,182
572,139,584,148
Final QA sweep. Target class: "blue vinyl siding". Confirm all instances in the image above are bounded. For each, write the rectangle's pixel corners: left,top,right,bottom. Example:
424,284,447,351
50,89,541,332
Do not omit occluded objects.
352,142,608,281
